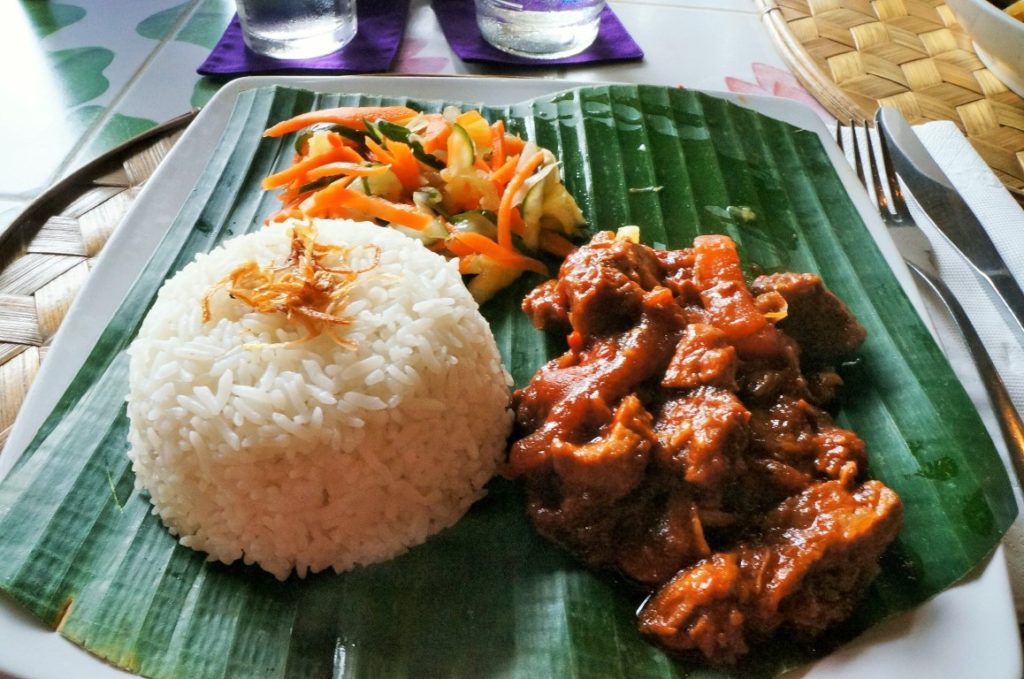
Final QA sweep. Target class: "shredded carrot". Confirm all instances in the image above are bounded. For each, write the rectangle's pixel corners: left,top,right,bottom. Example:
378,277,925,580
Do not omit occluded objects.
306,162,391,181
263,105,418,138
333,141,364,163
489,154,520,188
448,232,547,275
262,145,361,190
474,157,492,173
490,121,506,170
497,151,545,249
277,182,301,205
503,135,526,155
540,230,577,258
267,207,306,224
509,207,524,236
383,138,422,191
365,137,394,165
445,236,474,258
311,184,434,230
421,119,451,154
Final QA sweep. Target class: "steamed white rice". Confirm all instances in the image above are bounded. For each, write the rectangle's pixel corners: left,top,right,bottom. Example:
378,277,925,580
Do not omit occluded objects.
126,219,512,580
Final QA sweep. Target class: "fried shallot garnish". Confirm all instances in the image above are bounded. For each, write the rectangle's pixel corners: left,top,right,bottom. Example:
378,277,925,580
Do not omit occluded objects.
202,222,381,347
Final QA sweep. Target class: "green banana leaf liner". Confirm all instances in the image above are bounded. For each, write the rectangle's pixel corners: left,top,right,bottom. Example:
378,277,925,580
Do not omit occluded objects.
0,84,1016,678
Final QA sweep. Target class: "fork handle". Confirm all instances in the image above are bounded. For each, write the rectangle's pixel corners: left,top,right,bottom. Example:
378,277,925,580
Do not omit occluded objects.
908,261,1024,489
984,268,1024,345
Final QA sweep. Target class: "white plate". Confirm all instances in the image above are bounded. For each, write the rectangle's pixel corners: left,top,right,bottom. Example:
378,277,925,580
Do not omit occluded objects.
0,76,1019,679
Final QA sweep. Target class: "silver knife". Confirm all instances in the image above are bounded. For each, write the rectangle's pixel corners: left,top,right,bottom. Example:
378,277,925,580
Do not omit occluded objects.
877,107,1024,343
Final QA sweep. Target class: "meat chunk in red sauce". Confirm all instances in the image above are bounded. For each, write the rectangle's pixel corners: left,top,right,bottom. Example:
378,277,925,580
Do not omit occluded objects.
510,287,686,474
549,394,654,503
663,324,738,391
615,485,712,585
638,480,902,664
751,272,867,365
749,395,867,484
557,230,664,336
523,396,712,584
653,387,750,491
522,278,570,334
523,397,653,560
508,231,901,665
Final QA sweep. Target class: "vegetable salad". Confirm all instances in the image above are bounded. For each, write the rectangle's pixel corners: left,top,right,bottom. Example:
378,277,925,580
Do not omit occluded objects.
262,105,585,302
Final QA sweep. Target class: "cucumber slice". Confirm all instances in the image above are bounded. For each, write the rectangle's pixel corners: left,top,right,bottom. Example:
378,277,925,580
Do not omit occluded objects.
447,124,475,173
520,181,545,251
411,146,446,171
540,179,585,235
413,188,447,217
465,256,523,304
393,218,449,246
362,119,384,144
450,210,498,239
352,167,402,202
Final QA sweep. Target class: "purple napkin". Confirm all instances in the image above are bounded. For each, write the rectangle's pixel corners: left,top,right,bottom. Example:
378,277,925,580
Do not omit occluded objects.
432,0,642,66
197,0,410,76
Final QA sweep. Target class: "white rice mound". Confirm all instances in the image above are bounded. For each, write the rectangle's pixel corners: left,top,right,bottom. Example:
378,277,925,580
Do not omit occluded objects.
126,218,512,580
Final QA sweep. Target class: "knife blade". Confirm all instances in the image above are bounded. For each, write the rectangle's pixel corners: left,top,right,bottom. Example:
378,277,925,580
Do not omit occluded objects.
876,107,1024,342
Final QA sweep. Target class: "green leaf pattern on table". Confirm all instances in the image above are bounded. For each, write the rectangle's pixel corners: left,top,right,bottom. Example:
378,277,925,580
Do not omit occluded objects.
48,47,114,107
24,2,86,37
177,0,232,49
0,85,1015,679
135,2,191,41
137,0,231,49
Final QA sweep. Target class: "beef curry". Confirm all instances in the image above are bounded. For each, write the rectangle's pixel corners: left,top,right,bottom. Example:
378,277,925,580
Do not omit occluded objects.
508,231,903,664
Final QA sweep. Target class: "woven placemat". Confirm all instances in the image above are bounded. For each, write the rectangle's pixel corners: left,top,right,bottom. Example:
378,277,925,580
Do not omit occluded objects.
759,0,1024,198
0,114,194,452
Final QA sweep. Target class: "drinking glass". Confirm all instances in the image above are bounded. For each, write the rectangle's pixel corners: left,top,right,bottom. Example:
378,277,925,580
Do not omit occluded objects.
475,0,604,60
236,0,357,60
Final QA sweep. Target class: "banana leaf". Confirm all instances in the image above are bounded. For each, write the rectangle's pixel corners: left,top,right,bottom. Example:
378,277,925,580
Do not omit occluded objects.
0,84,1016,678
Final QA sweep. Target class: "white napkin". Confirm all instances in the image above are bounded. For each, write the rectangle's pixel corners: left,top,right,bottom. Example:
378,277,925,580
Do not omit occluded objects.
903,121,1024,612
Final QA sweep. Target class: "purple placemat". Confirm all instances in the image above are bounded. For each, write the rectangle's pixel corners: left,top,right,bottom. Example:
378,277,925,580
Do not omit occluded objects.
197,0,410,76
432,0,642,66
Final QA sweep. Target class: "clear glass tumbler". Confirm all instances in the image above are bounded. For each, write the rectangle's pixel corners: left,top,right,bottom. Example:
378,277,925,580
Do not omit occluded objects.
236,0,357,60
475,0,604,60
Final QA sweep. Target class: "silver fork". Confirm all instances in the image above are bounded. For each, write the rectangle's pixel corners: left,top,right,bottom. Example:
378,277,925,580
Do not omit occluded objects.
836,121,1024,485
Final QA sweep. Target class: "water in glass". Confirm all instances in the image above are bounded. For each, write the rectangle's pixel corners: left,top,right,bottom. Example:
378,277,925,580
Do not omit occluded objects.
475,0,603,59
236,0,357,60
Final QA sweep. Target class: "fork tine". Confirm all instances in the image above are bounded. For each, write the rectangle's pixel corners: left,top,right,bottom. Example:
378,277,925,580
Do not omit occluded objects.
836,121,868,190
862,121,891,217
848,121,866,187
876,124,915,223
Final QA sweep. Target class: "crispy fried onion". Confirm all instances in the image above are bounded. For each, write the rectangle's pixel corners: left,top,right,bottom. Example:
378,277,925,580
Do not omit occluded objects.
202,222,381,348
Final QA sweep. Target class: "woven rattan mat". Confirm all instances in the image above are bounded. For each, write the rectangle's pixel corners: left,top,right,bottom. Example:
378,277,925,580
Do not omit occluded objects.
759,0,1024,199
0,115,192,452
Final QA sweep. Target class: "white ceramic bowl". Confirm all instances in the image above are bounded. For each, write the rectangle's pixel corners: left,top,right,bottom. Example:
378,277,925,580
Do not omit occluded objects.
945,0,1024,97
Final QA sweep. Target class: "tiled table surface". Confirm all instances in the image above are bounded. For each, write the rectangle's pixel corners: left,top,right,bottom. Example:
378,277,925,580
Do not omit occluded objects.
0,0,799,235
